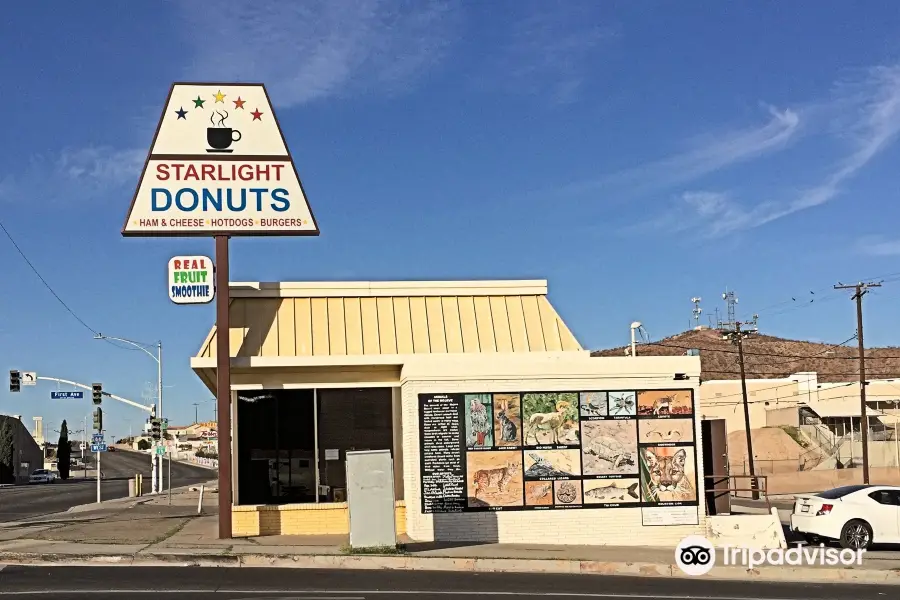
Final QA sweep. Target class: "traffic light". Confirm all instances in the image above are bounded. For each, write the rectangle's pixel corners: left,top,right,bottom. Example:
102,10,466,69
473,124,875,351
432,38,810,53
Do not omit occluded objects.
92,383,102,405
9,370,20,393
93,407,103,432
150,418,161,441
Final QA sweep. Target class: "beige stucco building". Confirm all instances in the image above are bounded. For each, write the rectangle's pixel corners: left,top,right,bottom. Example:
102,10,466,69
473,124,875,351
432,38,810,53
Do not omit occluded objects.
702,373,900,431
190,279,707,545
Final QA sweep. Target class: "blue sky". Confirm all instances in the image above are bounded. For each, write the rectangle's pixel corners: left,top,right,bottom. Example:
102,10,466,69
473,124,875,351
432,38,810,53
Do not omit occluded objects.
3,1,900,438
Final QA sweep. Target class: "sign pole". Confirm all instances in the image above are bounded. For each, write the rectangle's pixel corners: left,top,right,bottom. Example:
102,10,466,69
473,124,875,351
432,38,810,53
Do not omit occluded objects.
121,82,320,539
96,448,101,503
215,234,232,539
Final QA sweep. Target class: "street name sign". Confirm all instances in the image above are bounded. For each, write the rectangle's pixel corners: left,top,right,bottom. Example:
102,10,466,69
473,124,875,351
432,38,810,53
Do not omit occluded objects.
51,391,84,399
122,83,318,237
91,443,108,453
168,256,214,304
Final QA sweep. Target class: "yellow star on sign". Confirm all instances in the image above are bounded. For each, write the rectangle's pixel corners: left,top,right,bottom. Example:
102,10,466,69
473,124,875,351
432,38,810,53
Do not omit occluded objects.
213,90,226,103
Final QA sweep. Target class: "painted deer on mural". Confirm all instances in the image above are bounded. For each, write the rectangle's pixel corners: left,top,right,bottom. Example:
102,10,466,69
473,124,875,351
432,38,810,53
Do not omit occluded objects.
525,400,571,445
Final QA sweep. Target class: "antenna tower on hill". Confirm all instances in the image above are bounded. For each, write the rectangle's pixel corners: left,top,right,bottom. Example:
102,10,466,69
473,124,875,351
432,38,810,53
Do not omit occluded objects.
719,288,737,329
718,288,759,332
690,297,703,329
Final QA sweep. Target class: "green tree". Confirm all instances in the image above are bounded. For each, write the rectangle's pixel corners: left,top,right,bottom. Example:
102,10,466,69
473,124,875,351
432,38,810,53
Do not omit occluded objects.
57,420,71,480
137,438,151,451
0,419,15,484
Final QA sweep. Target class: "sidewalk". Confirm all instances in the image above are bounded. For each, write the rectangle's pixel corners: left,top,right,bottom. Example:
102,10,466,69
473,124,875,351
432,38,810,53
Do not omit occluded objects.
1,485,899,584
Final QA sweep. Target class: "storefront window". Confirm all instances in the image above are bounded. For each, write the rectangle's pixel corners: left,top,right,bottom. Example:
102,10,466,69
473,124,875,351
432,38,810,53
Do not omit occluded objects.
316,388,394,502
235,387,395,505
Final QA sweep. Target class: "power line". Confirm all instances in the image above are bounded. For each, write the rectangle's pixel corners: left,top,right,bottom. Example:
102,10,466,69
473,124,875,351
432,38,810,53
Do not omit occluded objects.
721,319,757,494
0,217,140,352
756,335,858,367
834,280,883,485
640,339,900,360
703,381,858,404
745,269,900,319
701,368,900,377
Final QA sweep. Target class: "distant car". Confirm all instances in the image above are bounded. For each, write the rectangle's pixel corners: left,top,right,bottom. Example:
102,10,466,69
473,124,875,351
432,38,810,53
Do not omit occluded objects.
790,484,900,549
107,446,116,452
29,469,55,484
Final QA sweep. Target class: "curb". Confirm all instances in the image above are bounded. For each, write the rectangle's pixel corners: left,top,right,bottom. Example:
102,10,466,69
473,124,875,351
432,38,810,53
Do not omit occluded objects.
66,497,153,514
0,551,897,583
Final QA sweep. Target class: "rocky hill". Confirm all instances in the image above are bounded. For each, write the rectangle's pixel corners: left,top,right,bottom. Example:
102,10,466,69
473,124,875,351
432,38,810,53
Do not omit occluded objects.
591,328,900,382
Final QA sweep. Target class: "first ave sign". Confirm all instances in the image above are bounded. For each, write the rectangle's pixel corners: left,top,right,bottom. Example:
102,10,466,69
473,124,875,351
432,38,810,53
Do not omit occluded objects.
122,83,318,237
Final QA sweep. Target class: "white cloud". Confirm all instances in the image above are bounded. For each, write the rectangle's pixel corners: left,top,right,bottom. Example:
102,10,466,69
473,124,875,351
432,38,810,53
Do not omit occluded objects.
488,2,618,104
0,146,145,204
560,106,800,197
174,0,459,108
857,235,900,256
656,65,900,237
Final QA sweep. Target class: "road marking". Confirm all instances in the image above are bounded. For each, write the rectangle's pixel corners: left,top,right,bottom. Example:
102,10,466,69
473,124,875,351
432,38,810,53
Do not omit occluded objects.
231,597,365,600
0,591,841,600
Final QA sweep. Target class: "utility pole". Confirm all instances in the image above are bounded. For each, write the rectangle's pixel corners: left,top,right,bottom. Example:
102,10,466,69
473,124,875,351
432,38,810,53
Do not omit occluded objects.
834,281,882,484
721,319,758,498
193,402,200,424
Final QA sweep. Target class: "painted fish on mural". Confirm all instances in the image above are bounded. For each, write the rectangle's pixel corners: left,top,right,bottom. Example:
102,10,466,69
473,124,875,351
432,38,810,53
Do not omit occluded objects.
584,482,640,502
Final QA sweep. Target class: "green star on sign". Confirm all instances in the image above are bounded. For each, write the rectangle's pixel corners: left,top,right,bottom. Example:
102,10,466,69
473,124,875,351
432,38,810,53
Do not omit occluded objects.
193,96,205,108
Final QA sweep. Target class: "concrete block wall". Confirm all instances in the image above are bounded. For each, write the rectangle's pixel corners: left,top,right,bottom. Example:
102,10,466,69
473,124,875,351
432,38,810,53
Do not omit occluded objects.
399,365,707,546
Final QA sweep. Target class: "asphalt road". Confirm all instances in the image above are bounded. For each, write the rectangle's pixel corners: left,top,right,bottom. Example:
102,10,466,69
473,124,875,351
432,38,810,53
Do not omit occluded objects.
0,566,895,599
0,450,214,522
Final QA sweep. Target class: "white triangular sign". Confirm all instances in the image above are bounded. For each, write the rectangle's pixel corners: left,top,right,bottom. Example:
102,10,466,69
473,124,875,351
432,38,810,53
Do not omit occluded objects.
123,82,318,237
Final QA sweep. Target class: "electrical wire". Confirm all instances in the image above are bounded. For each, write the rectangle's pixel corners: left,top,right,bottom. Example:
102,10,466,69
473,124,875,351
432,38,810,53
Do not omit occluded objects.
701,381,858,404
702,368,888,377
640,339,900,360
744,269,900,320
0,217,141,352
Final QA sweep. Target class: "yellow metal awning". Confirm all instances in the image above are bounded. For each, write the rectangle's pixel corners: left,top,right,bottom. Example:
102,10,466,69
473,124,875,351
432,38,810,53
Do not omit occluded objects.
195,280,582,359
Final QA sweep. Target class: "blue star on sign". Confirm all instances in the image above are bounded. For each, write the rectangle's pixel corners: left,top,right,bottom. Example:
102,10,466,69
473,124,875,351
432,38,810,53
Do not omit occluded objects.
175,107,188,120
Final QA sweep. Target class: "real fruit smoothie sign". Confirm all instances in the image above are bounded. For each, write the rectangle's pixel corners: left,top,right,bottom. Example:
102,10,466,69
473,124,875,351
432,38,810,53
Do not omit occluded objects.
122,83,318,237
168,256,214,304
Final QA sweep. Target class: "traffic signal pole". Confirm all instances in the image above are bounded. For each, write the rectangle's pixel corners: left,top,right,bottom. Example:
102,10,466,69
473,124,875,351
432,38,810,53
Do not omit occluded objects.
91,384,103,504
9,373,153,498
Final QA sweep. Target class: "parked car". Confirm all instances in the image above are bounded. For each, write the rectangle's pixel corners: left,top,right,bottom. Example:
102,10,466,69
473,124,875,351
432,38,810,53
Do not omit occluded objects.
790,484,900,549
29,469,55,484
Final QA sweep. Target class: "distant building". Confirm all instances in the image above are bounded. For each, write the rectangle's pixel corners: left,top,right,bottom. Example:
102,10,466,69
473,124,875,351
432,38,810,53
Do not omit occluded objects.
0,414,44,484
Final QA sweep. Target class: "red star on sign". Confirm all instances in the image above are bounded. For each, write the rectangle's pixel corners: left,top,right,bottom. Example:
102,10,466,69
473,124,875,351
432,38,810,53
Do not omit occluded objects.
233,97,246,109
251,108,263,121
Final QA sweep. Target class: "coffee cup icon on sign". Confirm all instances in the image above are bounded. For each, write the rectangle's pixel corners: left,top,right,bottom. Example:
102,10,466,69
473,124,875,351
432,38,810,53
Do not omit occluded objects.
207,110,241,153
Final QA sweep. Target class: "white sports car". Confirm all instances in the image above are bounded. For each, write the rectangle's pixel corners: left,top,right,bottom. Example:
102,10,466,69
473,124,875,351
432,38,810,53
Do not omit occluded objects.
790,484,900,550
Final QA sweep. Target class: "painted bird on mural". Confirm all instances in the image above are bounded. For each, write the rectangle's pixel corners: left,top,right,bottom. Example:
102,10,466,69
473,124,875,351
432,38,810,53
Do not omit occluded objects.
469,397,490,446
